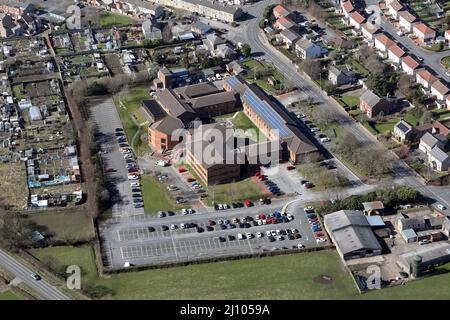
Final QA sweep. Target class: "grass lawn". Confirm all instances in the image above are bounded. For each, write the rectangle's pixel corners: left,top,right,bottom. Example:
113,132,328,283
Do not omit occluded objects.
243,60,287,94
12,85,26,99
100,12,135,28
232,112,266,142
30,245,450,300
29,246,360,299
179,162,266,206
0,290,24,300
141,175,177,214
441,56,450,69
373,118,399,134
432,108,450,121
27,209,95,243
0,162,28,210
339,96,360,109
114,85,151,155
205,178,267,206
346,58,370,77
403,112,420,126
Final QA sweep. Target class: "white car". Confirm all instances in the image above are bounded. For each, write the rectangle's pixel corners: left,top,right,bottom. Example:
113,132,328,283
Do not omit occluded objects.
287,214,293,221
130,182,140,187
396,31,404,36
297,243,305,249
215,73,222,80
187,208,194,214
217,219,223,225
436,203,446,211
277,235,284,241
291,228,298,234
180,223,185,229
262,219,267,225
128,175,139,180
419,239,429,245
316,237,326,243
257,220,263,226
218,204,223,210
246,232,254,239
223,204,229,209
170,224,177,230
181,208,188,215
237,233,244,240
304,206,315,213
256,232,263,238
266,230,271,237
320,137,330,143
156,160,168,167
271,230,277,236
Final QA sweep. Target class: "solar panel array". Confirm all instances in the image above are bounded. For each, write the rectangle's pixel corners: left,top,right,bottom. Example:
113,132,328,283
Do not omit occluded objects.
226,76,239,87
397,122,410,133
243,90,289,137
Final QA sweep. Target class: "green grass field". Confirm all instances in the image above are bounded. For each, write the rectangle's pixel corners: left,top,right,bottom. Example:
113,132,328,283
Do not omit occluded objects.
232,112,266,142
432,108,450,121
141,175,178,214
27,209,95,243
114,86,151,155
100,12,135,28
339,96,360,109
29,246,360,299
373,118,399,134
243,60,287,94
346,58,370,77
403,113,420,126
0,290,24,300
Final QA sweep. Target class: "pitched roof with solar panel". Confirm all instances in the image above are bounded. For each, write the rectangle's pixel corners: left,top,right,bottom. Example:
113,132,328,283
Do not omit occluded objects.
243,89,290,137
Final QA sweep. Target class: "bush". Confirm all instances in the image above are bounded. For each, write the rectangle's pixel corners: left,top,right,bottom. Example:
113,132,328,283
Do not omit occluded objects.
315,186,422,215
82,284,115,299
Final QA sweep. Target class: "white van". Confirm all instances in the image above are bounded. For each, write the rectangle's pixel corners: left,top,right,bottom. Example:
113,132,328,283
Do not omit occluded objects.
156,160,168,167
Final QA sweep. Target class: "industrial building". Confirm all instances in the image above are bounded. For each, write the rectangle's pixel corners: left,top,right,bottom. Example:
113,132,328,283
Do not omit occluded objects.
397,242,450,277
324,210,382,261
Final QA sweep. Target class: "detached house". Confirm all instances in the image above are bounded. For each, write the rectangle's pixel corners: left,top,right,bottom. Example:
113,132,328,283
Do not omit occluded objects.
360,90,391,118
430,80,450,106
374,33,394,53
388,44,406,65
401,55,421,76
413,23,436,44
416,70,438,90
294,38,322,59
428,147,450,171
392,120,414,143
398,10,418,32
419,132,447,154
328,66,356,86
348,11,365,31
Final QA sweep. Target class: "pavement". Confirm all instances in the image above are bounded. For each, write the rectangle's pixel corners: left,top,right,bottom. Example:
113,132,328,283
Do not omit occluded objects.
377,16,450,82
0,249,69,300
90,97,145,217
100,198,326,269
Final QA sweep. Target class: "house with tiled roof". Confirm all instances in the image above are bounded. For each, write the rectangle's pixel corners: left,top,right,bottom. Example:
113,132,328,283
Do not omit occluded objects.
387,0,404,19
274,15,295,30
273,4,291,19
430,80,450,104
398,10,418,32
341,1,354,19
361,23,380,41
401,55,421,76
388,43,406,65
360,89,391,118
348,11,365,31
374,33,394,53
416,70,438,90
280,28,300,49
413,23,436,43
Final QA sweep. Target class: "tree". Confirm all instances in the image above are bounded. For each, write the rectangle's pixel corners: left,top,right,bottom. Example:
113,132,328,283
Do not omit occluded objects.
299,58,322,80
240,43,252,58
321,81,336,95
420,110,433,125
151,51,165,65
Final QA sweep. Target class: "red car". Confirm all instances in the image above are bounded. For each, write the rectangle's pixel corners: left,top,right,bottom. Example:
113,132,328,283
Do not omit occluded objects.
259,214,266,220
187,177,195,182
254,172,261,177
315,232,324,237
208,220,215,226
105,167,115,173
245,200,253,207
178,167,187,173
287,165,295,171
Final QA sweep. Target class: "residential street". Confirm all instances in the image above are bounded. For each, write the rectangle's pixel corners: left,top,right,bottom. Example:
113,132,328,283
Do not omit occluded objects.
0,249,70,300
216,0,450,212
